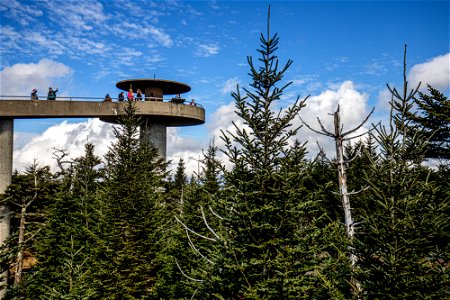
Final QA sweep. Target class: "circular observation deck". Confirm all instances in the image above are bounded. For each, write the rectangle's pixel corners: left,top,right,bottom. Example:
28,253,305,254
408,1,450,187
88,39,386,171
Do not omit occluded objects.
116,79,191,95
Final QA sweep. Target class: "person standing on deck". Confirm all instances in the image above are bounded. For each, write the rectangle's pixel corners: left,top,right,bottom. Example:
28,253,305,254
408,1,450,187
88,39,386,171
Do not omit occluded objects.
127,88,134,101
47,87,58,100
31,89,38,100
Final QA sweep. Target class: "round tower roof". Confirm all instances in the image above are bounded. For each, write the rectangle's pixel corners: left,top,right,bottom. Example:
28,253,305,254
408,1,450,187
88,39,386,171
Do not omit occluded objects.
116,79,191,95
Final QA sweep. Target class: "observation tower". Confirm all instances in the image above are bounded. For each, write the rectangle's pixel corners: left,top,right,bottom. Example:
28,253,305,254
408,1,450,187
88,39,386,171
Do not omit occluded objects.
113,78,201,158
0,78,205,287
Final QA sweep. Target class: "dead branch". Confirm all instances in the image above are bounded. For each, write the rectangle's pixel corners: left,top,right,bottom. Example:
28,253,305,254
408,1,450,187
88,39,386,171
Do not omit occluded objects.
174,216,216,242
200,206,222,241
299,116,333,137
209,205,228,221
185,229,213,265
175,259,204,282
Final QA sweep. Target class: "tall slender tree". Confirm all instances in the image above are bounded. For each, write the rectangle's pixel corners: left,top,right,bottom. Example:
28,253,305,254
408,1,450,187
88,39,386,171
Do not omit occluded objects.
0,162,56,299
180,8,351,299
91,102,170,298
355,46,450,298
25,143,103,299
405,85,450,160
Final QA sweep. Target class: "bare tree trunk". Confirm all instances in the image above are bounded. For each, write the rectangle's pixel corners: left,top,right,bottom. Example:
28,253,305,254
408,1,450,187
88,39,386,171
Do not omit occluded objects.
14,207,26,285
334,109,357,265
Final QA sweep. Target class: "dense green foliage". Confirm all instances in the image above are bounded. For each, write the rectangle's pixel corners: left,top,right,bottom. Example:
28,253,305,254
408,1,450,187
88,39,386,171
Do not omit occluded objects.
0,15,448,300
353,52,450,299
405,85,450,160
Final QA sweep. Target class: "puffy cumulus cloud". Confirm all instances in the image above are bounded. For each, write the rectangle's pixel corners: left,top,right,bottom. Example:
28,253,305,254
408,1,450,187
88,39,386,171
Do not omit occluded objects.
375,87,393,113
13,119,115,172
167,127,208,177
208,101,238,141
0,59,72,96
294,81,371,157
408,53,450,90
205,101,250,171
179,81,372,171
13,119,210,177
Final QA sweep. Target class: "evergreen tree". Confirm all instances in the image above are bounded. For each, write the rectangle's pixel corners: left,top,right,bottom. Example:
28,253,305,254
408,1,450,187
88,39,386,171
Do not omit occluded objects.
0,162,56,299
91,102,170,299
181,8,351,299
174,158,188,192
25,143,103,299
199,140,222,194
405,85,450,160
354,46,450,298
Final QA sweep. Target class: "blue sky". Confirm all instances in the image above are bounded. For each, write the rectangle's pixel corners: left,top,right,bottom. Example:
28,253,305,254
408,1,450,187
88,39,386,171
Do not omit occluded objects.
0,0,449,173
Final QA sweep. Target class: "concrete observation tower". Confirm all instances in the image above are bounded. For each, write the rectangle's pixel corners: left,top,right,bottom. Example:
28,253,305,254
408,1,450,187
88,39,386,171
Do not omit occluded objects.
0,78,205,290
113,78,198,158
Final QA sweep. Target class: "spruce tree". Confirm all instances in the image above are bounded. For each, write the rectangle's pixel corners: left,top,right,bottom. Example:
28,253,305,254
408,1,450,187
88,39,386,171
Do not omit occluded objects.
0,162,56,299
25,143,103,299
91,101,170,298
181,8,351,299
405,85,449,160
354,46,450,298
174,158,188,192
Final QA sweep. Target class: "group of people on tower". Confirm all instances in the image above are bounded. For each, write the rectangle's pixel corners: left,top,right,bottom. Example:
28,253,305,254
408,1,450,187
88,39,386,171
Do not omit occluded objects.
30,87,58,100
31,87,196,105
116,89,150,102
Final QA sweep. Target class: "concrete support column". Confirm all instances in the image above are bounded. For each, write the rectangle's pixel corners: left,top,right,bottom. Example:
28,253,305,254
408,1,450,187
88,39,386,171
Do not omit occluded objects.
0,118,13,194
140,120,167,159
0,118,13,298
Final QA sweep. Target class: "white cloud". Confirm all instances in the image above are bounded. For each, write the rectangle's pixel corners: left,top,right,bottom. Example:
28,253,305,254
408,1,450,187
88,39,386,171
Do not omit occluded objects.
363,61,387,76
205,80,371,162
112,22,173,47
43,0,108,32
13,119,116,172
408,53,450,90
294,81,371,157
0,0,43,26
13,119,210,177
376,87,392,113
208,101,237,139
222,77,240,94
10,80,372,176
195,43,220,57
0,59,72,96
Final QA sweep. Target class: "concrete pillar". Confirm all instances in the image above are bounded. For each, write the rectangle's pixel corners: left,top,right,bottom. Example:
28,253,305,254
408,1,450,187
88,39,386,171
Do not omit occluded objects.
0,118,12,298
0,118,13,194
140,120,167,159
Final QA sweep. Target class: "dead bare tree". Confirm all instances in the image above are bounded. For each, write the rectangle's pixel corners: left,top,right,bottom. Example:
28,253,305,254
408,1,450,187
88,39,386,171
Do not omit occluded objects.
2,160,47,285
301,105,375,296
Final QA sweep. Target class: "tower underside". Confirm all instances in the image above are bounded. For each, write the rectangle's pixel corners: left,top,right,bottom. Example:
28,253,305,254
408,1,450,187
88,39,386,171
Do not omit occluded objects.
140,121,167,158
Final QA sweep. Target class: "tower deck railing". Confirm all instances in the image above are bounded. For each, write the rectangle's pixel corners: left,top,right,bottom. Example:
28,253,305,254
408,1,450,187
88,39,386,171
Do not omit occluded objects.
0,96,203,108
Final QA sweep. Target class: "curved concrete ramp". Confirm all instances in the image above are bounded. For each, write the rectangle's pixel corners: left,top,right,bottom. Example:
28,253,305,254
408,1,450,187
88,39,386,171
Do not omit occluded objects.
0,100,205,126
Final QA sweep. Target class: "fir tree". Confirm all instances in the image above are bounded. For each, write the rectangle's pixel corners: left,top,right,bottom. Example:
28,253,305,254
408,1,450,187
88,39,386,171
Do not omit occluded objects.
354,46,450,298
200,140,222,194
0,162,56,299
406,85,450,160
92,101,170,298
180,8,351,299
174,158,188,192
25,144,103,299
